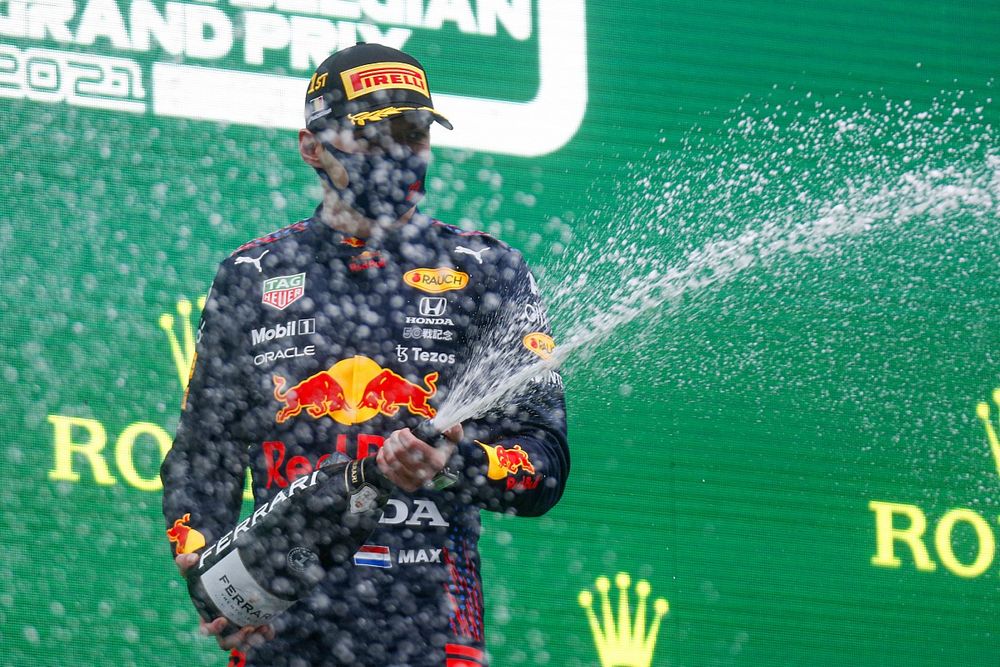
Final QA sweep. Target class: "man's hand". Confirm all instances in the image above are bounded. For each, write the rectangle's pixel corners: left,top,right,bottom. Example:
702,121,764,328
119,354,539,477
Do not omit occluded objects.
377,424,462,492
174,553,276,651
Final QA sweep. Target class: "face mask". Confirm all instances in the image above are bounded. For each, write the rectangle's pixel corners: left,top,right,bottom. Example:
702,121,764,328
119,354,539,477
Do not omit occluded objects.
315,137,428,225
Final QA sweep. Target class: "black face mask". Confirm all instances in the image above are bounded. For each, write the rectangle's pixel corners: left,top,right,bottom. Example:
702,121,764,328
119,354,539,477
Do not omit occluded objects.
315,137,428,225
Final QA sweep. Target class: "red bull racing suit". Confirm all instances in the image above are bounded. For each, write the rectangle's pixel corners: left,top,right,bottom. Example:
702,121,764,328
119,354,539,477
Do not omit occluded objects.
160,209,570,667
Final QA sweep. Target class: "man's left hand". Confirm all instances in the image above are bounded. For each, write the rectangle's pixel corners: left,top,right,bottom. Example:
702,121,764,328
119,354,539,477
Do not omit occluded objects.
377,424,462,492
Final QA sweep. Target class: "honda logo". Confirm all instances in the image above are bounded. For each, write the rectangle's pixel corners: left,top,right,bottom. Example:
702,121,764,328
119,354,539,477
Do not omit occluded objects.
419,297,447,317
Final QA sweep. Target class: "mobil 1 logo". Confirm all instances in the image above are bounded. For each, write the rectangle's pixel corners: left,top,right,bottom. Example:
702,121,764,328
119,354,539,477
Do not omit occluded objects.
251,318,316,346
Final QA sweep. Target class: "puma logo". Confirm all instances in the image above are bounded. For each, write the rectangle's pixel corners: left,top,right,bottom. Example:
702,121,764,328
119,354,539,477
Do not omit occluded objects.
456,245,488,264
235,250,269,273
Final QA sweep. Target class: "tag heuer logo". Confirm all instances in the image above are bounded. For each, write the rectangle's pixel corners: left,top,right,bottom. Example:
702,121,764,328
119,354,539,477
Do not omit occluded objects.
262,273,306,310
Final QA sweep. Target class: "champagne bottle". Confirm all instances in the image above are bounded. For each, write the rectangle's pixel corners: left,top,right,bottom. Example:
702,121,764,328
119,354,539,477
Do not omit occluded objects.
185,456,393,635
412,420,460,490
411,420,444,446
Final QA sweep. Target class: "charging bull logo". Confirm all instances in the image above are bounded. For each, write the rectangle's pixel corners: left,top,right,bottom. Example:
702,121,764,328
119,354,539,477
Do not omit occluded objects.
166,513,207,555
477,441,536,480
273,372,347,422
359,369,437,419
272,356,437,426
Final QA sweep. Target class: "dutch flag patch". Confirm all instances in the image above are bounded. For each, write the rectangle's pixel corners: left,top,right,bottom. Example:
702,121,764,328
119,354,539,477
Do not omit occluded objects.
353,544,392,568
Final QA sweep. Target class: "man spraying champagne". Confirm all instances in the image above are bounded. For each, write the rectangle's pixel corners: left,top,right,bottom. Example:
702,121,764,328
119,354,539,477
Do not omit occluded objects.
161,43,570,667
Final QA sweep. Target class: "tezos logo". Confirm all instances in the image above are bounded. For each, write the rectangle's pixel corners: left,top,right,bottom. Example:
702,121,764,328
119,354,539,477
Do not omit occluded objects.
395,345,456,365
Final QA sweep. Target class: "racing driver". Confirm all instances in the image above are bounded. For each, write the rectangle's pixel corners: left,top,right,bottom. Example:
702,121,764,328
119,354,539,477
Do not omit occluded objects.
160,42,570,667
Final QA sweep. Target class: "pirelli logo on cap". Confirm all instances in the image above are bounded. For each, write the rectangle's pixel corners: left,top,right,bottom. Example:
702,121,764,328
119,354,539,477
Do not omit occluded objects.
341,61,429,100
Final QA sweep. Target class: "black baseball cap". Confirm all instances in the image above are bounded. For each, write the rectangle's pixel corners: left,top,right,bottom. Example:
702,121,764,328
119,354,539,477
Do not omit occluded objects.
304,42,453,132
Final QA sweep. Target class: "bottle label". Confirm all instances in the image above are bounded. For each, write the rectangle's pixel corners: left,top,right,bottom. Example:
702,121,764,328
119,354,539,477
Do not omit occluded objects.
201,549,295,627
350,484,380,513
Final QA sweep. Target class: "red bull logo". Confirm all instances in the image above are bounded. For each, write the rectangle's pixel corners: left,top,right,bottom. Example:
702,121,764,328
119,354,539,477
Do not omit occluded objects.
263,435,385,489
477,441,536,480
359,368,438,419
166,513,207,555
349,251,386,272
273,371,347,423
272,356,438,425
497,445,535,475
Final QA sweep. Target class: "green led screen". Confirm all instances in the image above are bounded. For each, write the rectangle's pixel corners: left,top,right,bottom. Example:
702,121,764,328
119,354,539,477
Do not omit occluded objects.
2,1,999,665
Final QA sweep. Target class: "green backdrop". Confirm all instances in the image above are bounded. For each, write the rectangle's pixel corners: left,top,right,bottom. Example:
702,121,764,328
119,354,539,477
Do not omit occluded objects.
2,1,999,665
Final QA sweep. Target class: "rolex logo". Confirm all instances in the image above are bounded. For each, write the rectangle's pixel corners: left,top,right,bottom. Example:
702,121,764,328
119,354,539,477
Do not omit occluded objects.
976,388,1000,476
578,572,669,667
158,297,205,390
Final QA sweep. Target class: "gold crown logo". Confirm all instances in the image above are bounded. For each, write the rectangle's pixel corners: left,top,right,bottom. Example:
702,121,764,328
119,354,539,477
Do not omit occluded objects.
976,388,1000,477
578,572,669,667
158,297,205,390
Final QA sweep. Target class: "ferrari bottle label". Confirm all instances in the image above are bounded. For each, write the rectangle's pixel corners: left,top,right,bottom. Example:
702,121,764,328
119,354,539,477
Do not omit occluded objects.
201,549,294,626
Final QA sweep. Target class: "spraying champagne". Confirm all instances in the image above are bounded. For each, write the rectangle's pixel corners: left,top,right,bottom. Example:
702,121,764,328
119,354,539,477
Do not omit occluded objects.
184,420,454,635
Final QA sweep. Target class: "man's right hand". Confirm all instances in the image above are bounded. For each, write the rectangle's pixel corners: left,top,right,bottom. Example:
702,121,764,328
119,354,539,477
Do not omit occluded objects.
174,553,276,651
377,424,462,492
